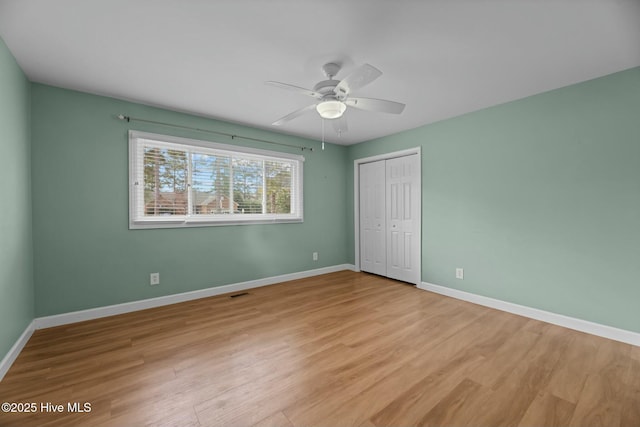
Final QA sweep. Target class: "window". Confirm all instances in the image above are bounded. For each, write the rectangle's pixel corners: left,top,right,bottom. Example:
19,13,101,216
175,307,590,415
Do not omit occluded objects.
129,131,304,228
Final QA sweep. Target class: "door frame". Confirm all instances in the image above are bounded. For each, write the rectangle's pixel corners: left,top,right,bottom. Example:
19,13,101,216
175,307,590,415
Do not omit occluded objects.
354,147,422,284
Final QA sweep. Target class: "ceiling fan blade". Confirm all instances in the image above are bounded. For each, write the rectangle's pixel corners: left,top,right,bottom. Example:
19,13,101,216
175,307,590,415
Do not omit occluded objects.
331,115,348,136
334,64,382,98
272,104,317,126
346,97,405,114
265,81,322,99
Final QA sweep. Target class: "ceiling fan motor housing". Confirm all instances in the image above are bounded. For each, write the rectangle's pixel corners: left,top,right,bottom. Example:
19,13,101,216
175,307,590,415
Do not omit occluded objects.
313,80,339,97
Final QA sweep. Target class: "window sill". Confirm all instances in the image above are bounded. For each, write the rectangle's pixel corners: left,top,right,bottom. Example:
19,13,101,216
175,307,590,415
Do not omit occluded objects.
129,216,303,229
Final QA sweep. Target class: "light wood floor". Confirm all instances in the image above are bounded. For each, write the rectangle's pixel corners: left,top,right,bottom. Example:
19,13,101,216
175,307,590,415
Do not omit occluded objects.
0,270,638,427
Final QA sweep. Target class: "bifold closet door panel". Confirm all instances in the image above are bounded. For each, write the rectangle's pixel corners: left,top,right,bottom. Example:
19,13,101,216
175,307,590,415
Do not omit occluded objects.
359,160,386,276
386,154,420,284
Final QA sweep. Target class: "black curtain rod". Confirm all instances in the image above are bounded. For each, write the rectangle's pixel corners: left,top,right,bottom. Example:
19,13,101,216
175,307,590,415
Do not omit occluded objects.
116,114,314,151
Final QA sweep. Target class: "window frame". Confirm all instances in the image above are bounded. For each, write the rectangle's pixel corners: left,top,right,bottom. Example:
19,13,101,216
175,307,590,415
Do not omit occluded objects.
128,130,304,229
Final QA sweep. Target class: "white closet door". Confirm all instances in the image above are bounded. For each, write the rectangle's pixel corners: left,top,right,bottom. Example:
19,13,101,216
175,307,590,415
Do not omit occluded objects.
386,154,421,284
359,160,386,276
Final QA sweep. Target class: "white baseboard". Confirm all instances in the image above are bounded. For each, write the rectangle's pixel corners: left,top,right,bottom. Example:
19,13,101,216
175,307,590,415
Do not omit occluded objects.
0,320,35,381
419,281,640,347
34,264,356,330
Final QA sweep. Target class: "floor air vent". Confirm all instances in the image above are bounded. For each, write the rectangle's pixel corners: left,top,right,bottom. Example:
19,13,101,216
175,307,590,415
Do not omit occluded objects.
229,292,250,298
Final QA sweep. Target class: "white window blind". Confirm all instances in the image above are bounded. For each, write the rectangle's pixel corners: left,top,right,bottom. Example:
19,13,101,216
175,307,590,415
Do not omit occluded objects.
129,131,304,228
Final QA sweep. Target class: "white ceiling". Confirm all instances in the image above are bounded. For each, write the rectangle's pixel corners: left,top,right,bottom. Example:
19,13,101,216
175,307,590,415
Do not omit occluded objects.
1,0,639,145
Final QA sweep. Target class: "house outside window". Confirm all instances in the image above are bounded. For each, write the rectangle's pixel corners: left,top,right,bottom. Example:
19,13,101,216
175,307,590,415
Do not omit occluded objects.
129,131,304,228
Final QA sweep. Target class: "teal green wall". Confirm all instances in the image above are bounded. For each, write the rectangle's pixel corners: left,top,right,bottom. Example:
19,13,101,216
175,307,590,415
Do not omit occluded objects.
347,67,640,332
0,37,34,360
31,84,348,316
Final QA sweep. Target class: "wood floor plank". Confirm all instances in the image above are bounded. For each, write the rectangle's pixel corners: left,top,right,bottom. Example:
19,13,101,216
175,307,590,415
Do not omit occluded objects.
284,302,493,426
415,378,485,427
250,411,294,427
569,373,623,427
466,328,539,388
368,310,529,427
620,357,640,427
518,392,575,427
325,352,486,427
281,346,426,427
568,338,632,427
310,304,510,425
545,332,598,403
197,318,427,426
470,324,571,426
0,270,638,427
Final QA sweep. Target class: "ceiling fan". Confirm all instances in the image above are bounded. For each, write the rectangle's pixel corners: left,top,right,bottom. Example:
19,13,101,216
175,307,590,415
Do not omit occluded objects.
266,62,405,135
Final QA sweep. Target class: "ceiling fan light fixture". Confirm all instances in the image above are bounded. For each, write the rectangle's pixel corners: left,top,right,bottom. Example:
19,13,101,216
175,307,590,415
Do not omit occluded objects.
316,100,346,119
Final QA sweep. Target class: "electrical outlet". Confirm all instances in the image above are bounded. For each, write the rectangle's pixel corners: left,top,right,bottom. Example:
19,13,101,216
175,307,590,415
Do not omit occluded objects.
455,268,464,280
312,252,318,261
150,272,160,286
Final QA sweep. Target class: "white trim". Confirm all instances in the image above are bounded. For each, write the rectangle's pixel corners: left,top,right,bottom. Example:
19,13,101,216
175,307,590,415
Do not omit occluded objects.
0,320,35,381
34,264,355,330
353,147,421,279
355,147,422,165
129,216,304,229
419,281,640,347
